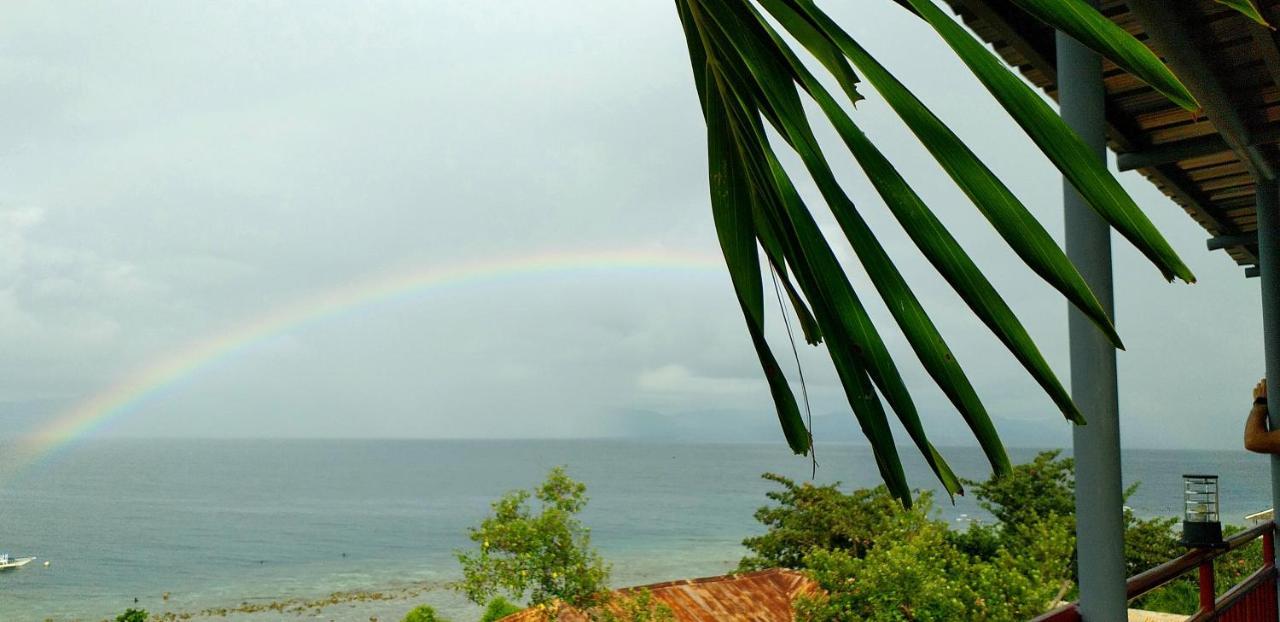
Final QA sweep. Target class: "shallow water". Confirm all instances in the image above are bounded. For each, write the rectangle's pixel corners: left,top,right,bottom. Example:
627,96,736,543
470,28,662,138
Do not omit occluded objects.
0,439,1269,621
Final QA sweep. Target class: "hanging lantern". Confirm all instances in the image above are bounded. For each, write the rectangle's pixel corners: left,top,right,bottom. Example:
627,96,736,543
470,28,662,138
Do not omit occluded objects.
1181,474,1224,548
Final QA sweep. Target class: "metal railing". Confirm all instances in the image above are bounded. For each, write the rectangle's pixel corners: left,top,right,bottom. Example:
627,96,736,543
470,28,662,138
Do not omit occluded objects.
1031,522,1276,622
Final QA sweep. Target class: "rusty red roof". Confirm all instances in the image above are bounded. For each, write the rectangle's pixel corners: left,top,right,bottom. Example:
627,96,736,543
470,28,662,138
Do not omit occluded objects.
498,568,821,622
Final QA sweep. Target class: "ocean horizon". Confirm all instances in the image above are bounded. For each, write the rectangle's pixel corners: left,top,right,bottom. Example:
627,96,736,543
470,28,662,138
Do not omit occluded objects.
0,439,1271,621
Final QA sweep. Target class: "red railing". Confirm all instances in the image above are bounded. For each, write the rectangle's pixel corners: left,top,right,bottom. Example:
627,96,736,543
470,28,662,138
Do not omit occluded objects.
1031,522,1276,622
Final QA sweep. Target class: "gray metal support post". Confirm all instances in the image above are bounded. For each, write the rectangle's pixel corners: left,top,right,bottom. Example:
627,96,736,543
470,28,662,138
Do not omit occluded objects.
1058,19,1129,622
1256,180,1280,618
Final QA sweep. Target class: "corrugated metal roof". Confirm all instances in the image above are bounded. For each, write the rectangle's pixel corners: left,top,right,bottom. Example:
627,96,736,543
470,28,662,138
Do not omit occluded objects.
498,568,820,622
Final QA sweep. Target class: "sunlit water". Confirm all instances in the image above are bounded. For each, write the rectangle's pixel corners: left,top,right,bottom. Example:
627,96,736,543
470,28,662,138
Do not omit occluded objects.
0,440,1269,621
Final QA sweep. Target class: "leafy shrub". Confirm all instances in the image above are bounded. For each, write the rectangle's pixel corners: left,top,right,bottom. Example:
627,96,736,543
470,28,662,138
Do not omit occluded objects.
792,493,1074,622
944,520,1004,562
402,604,448,622
455,467,610,610
480,596,523,622
967,451,1074,527
970,450,1195,586
115,610,148,622
739,473,906,570
590,589,674,622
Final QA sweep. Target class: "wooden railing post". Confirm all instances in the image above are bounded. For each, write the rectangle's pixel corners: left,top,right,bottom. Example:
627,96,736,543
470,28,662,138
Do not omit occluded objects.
1264,525,1275,568
1266,525,1277,622
1032,523,1278,622
1199,559,1216,614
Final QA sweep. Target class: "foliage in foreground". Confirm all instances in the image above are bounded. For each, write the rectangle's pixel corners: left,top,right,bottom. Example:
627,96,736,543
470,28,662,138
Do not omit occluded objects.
740,451,1270,619
590,590,675,622
968,450,1264,614
455,467,610,611
402,604,449,622
780,488,1074,622
480,596,523,622
115,610,148,622
458,469,682,622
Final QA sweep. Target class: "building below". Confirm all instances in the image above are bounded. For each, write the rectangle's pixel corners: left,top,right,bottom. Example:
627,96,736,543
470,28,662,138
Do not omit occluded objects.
499,568,820,622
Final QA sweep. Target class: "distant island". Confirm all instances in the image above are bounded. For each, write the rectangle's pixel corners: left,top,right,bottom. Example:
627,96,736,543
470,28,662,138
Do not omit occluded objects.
609,408,1072,448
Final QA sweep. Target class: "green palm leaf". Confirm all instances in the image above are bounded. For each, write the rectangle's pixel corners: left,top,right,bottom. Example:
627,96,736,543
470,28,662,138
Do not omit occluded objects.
902,0,1196,284
675,0,1198,500
697,0,968,495
755,0,1093,429
681,1,811,456
1217,0,1272,28
1005,0,1198,111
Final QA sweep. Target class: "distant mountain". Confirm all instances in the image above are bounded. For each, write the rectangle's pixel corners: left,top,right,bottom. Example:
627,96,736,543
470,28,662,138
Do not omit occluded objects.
609,408,1070,448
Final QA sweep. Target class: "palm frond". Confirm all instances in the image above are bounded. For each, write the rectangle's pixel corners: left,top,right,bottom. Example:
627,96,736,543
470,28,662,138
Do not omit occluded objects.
676,0,1196,502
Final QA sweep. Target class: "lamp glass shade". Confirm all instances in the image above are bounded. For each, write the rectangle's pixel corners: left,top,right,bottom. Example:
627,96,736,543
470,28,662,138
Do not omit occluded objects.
1183,474,1219,523
1182,474,1223,547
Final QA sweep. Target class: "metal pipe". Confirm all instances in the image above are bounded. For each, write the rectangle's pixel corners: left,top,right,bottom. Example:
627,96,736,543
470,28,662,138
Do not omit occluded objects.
1256,177,1280,619
1058,13,1128,621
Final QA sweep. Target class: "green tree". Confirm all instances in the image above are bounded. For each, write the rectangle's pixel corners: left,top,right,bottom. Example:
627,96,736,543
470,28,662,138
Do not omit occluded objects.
115,610,148,622
480,597,523,622
739,473,904,570
965,449,1185,580
591,590,675,622
402,604,448,622
793,494,1074,621
455,467,610,611
967,450,1074,526
741,452,1236,619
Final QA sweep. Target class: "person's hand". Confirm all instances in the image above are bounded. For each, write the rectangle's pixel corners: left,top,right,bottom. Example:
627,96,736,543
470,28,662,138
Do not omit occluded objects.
1255,378,1268,402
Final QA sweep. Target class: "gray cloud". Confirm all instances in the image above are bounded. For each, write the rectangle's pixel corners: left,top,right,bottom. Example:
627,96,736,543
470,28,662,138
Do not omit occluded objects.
0,1,1261,453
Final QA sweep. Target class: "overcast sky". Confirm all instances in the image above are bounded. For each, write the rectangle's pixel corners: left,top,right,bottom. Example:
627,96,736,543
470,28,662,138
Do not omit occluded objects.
0,1,1263,451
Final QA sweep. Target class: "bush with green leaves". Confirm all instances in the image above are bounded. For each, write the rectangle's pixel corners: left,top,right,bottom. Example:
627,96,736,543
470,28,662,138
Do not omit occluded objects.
480,596,523,622
115,610,148,622
739,472,907,570
791,491,1074,622
402,604,448,622
967,450,1074,527
455,467,610,611
967,450,1190,581
590,590,675,622
741,451,1246,620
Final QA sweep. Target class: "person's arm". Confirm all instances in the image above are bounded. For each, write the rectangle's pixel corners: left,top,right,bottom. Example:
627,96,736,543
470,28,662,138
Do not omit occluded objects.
1244,379,1280,453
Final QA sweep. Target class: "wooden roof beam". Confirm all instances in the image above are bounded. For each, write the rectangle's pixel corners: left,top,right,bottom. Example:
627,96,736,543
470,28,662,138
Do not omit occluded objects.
1127,0,1276,181
1252,0,1280,104
1118,128,1280,172
1208,232,1259,250
1206,231,1260,265
1117,134,1228,171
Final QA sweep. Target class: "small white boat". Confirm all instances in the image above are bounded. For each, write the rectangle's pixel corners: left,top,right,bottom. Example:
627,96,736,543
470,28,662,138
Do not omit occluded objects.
0,553,35,570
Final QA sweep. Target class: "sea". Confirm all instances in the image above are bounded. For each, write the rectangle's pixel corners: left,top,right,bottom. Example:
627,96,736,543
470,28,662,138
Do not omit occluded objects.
0,439,1272,622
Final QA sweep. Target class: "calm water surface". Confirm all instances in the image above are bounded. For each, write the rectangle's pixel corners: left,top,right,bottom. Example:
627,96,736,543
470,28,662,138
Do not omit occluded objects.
0,440,1270,621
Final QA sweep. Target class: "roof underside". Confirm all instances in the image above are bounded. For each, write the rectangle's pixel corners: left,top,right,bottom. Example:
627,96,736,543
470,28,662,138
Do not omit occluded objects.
941,0,1280,272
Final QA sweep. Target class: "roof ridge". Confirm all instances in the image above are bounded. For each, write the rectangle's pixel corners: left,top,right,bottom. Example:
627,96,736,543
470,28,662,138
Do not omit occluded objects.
616,567,805,593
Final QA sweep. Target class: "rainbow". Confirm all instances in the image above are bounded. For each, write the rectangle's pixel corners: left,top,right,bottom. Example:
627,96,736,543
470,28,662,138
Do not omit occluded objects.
2,247,724,477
